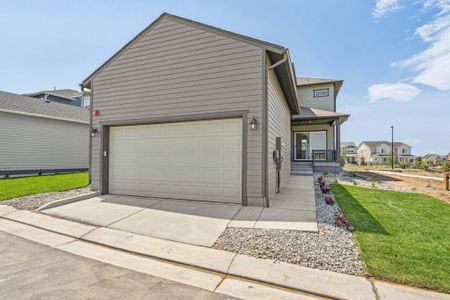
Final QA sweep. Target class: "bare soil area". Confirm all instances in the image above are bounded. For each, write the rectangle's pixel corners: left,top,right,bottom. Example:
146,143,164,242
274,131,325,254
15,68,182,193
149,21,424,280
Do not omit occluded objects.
352,170,450,204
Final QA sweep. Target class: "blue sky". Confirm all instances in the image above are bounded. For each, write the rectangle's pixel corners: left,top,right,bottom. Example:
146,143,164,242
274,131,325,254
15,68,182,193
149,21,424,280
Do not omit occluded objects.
1,0,449,155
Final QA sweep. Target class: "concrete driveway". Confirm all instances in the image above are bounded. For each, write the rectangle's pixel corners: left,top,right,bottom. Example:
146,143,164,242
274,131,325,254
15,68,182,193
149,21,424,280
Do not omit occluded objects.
43,186,317,247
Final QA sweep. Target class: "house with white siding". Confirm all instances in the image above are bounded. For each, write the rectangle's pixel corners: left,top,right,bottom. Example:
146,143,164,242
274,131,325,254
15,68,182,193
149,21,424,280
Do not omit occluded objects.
0,91,89,177
341,142,358,164
357,141,415,165
81,13,349,207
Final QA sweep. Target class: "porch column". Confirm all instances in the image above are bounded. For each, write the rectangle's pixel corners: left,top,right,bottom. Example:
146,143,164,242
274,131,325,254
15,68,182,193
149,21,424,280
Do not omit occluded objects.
336,120,341,163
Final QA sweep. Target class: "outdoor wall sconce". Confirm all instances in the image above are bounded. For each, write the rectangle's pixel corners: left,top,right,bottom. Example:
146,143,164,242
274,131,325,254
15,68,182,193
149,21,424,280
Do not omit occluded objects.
91,128,98,137
249,117,258,131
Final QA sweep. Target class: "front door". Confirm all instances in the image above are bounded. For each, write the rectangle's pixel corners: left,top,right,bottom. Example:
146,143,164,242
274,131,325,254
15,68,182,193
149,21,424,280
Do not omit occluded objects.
294,133,308,160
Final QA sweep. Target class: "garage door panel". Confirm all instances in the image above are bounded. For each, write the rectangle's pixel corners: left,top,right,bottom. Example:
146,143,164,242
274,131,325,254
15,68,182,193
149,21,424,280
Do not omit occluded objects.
109,118,242,203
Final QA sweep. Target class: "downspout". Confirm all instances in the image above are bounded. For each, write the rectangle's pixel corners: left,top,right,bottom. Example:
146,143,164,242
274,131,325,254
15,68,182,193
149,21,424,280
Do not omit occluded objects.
80,83,92,185
265,51,288,207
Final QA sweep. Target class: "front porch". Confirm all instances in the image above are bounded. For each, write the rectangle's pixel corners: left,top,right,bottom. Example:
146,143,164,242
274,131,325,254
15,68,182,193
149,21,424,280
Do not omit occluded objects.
291,107,349,173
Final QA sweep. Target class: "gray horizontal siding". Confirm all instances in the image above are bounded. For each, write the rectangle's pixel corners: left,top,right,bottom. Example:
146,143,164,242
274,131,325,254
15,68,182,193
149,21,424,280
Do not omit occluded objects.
91,17,264,201
0,112,88,171
267,56,291,199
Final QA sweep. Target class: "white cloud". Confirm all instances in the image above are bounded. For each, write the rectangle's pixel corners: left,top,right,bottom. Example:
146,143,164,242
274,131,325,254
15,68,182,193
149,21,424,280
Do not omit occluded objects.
372,0,403,19
391,0,450,90
368,83,422,102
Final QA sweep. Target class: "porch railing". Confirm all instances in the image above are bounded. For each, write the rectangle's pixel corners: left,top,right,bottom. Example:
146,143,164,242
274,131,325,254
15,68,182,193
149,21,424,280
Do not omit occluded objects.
311,149,338,172
312,150,337,162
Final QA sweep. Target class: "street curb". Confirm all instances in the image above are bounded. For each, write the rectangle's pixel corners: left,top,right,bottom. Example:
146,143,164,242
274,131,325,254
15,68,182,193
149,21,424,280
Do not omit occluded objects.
0,211,374,300
1,211,448,300
37,192,100,211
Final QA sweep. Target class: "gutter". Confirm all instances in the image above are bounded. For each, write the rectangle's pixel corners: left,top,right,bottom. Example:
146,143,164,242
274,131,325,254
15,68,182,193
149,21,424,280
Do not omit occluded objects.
80,83,93,185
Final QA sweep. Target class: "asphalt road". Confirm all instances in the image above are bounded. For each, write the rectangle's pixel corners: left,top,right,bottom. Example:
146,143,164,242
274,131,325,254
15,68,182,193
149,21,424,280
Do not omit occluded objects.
0,231,235,300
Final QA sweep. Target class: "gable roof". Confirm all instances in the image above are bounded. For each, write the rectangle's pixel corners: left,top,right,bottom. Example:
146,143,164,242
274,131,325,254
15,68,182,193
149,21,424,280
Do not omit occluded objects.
24,89,82,101
422,153,443,160
82,13,287,87
296,77,344,96
81,13,299,114
341,142,357,148
359,141,411,148
0,91,89,123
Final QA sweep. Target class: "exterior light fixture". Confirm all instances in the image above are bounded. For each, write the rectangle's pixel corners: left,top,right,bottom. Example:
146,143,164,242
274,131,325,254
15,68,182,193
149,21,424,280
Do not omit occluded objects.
249,117,257,131
93,110,100,117
91,128,98,137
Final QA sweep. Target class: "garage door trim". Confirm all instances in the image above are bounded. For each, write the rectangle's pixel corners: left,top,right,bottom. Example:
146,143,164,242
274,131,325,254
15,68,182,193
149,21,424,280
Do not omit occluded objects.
99,110,249,205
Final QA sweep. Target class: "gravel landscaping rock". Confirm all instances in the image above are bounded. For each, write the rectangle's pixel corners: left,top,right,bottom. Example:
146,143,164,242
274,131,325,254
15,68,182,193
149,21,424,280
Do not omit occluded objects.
213,173,365,276
0,187,92,210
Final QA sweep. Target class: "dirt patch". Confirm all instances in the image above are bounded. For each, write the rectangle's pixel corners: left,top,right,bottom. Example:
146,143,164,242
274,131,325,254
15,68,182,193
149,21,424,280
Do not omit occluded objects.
354,171,450,204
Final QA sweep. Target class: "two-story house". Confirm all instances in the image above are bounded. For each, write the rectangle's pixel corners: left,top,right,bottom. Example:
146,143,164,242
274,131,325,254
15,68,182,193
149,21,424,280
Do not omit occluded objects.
81,13,350,207
292,78,349,173
357,141,415,165
340,142,357,164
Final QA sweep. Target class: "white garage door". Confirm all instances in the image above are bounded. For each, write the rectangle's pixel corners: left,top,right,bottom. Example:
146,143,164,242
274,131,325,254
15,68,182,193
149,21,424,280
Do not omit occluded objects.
108,118,242,203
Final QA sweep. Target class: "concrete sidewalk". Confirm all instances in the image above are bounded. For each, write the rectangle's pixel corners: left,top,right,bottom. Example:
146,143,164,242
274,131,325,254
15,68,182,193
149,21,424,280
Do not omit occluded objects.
1,205,448,300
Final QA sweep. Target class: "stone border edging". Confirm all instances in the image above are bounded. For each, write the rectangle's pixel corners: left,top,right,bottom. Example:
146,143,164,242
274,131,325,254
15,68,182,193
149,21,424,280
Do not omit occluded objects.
37,192,100,211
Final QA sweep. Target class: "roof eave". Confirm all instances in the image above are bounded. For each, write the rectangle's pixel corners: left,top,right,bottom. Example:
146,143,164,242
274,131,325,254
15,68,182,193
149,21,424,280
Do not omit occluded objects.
267,50,300,114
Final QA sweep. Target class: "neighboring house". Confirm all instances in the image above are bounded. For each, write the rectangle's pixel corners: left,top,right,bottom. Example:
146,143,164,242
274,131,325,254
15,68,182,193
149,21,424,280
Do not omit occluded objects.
0,91,89,176
421,153,445,165
357,141,415,165
81,13,349,207
24,89,90,108
341,142,357,164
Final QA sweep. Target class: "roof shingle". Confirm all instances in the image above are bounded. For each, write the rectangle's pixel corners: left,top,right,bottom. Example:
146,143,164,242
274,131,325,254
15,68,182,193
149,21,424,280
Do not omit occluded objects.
0,91,89,123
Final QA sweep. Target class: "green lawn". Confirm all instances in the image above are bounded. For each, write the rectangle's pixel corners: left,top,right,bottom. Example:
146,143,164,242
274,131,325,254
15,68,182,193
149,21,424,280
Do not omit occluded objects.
0,172,88,201
332,184,450,292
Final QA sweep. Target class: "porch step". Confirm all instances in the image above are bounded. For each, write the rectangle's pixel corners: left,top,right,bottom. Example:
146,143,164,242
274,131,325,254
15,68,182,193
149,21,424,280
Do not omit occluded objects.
291,162,313,175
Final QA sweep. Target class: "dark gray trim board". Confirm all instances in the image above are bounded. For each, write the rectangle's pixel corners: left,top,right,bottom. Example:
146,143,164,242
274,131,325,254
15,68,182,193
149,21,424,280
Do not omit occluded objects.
98,110,250,127
263,52,269,206
241,111,248,206
101,126,110,194
98,110,249,205
0,168,88,176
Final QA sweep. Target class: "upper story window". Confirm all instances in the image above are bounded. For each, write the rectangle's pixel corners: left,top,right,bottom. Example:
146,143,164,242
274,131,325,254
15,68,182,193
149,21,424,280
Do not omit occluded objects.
313,88,329,98
381,149,385,154
402,148,406,153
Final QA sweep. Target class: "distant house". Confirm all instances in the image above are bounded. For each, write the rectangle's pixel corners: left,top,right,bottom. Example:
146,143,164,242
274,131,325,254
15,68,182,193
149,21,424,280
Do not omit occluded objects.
341,142,357,164
421,153,445,165
0,91,89,177
357,141,415,165
24,89,89,108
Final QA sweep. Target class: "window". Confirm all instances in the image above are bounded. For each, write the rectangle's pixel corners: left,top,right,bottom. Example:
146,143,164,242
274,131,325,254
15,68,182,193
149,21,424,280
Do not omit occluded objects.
381,149,385,154
402,148,406,153
313,88,329,98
